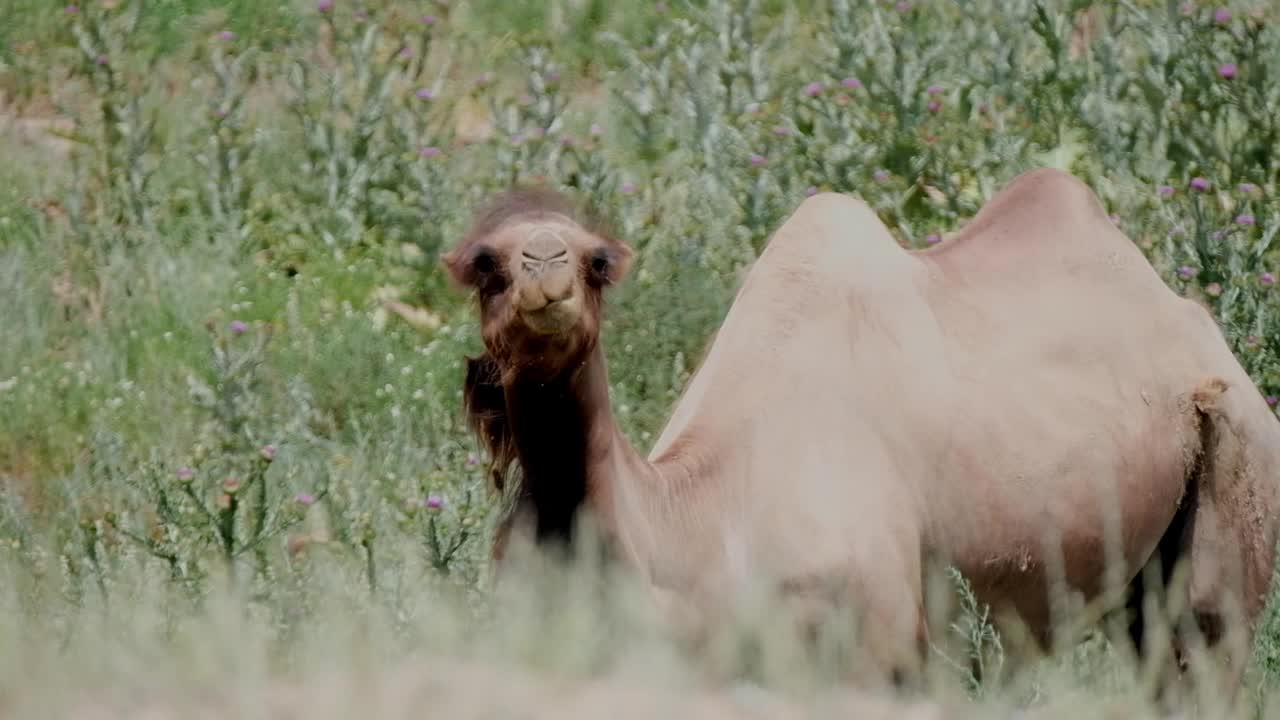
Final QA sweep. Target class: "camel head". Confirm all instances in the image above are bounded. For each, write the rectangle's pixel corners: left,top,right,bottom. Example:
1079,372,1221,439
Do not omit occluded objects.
442,186,633,383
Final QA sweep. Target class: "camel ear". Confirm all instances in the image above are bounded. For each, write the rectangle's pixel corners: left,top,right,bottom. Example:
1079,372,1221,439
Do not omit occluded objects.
440,244,491,290
592,239,634,286
611,241,634,281
439,246,468,287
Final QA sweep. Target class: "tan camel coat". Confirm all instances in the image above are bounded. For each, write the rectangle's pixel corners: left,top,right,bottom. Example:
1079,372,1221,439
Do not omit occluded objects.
450,169,1280,692
597,169,1280,684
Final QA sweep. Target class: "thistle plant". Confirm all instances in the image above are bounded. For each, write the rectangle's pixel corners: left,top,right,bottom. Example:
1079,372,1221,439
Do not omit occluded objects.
483,42,574,187
601,23,682,165
1154,179,1280,396
401,479,485,575
285,2,456,250
58,0,162,250
196,34,260,249
944,567,1006,698
102,320,322,589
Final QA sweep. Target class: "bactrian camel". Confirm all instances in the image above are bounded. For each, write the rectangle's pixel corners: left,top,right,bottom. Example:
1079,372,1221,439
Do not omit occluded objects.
440,168,1280,692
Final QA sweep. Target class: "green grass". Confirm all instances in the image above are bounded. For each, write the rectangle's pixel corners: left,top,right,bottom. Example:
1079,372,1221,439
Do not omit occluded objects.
2,0,1280,716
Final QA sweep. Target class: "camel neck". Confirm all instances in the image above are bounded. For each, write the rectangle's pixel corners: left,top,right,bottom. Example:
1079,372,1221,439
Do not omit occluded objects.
499,343,688,588
502,345,629,546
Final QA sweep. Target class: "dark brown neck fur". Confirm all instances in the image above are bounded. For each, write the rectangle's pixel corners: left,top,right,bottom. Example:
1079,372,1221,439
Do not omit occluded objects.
464,345,617,558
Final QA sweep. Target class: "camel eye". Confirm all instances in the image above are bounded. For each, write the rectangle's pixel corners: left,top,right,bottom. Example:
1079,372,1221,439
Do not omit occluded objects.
590,253,610,275
473,252,497,275
468,249,507,296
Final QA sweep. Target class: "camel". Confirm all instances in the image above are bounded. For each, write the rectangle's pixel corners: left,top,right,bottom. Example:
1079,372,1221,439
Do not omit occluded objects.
440,169,1280,694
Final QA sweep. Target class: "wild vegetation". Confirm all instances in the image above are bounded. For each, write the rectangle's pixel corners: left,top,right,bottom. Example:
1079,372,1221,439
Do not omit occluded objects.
2,0,1280,717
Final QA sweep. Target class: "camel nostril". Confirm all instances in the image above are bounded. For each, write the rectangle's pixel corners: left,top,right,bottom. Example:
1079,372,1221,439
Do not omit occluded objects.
522,247,568,263
522,232,569,262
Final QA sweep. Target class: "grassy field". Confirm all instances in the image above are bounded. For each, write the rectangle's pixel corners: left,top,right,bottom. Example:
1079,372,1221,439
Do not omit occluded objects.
3,0,1280,717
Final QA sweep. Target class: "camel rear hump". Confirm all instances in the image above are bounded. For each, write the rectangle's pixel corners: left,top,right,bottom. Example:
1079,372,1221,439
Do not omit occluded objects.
951,168,1113,241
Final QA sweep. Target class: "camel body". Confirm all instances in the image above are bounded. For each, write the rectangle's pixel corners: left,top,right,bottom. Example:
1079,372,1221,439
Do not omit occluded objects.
609,170,1280,680
446,169,1280,690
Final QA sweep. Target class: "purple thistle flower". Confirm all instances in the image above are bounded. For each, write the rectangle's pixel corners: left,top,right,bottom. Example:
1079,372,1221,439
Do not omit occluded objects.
229,320,248,334
295,492,316,506
772,126,791,136
66,4,79,13
1260,272,1276,287
474,72,492,88
1110,214,1121,226
1267,396,1278,407
1176,265,1198,279
1239,182,1257,193
425,494,444,510
1245,335,1261,348
749,153,767,167
1236,213,1256,226
545,71,561,82
1212,230,1226,241
416,87,435,100
354,9,368,21
926,84,944,96
176,467,195,481
842,77,863,89
925,233,942,245
1214,8,1232,24
1218,62,1238,79
420,146,442,158
873,169,890,182
620,181,637,194
927,99,941,113
1190,177,1209,191
260,444,277,461
218,30,236,42
421,14,438,25
96,54,108,66
589,123,603,137
398,47,413,60
655,1,668,11
317,0,333,11
466,453,479,466
806,186,818,196
1157,185,1175,197
896,1,913,11
1205,282,1223,296
804,81,823,97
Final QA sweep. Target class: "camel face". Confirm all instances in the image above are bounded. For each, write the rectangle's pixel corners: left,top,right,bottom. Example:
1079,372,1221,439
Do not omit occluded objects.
442,188,633,380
